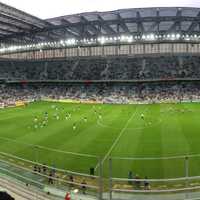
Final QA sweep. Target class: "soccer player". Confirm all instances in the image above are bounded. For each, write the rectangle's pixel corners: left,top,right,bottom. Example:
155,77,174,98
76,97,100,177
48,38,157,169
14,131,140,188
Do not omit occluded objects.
44,112,48,119
34,116,38,123
83,117,87,122
53,113,57,119
43,121,47,126
34,124,38,129
141,114,144,120
45,115,48,121
73,123,76,130
66,113,71,119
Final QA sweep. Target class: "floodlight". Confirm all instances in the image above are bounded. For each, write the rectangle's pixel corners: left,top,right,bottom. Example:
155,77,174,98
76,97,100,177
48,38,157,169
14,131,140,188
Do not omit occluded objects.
127,36,133,43
142,35,146,40
98,37,105,44
176,34,181,39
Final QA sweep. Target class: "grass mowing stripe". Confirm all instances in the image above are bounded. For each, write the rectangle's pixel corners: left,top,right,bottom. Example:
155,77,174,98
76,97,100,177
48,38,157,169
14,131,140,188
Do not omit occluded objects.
2,102,200,178
0,136,97,158
95,106,139,171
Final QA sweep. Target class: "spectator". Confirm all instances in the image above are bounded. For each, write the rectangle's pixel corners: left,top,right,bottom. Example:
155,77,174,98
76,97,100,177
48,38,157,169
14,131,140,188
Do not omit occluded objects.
48,172,54,185
0,192,15,200
42,164,47,174
134,174,141,189
128,171,133,185
81,180,87,194
65,192,71,200
144,176,150,190
69,175,74,188
33,165,37,173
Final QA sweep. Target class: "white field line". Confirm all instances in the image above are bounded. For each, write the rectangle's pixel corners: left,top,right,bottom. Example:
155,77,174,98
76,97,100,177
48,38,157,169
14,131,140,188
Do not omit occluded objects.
97,117,162,130
95,106,140,171
0,136,97,158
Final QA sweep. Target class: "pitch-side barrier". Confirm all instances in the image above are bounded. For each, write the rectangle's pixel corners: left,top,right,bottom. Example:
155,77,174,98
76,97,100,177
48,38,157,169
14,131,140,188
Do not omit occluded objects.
2,137,200,199
0,151,103,199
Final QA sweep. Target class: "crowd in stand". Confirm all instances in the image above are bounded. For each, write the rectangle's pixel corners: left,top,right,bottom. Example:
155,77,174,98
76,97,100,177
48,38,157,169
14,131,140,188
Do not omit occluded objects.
0,55,200,105
0,56,200,81
0,82,200,106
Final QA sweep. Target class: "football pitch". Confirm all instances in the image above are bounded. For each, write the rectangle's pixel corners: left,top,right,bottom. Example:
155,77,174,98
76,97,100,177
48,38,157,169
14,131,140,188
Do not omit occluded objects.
0,101,200,179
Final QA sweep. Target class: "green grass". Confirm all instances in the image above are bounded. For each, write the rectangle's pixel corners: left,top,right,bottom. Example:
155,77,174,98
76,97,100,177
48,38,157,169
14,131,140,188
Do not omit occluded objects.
0,101,200,180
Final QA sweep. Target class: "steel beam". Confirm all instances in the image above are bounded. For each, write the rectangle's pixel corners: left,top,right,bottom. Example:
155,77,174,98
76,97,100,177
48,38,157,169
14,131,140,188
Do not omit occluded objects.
187,11,200,33
117,13,130,33
97,15,116,35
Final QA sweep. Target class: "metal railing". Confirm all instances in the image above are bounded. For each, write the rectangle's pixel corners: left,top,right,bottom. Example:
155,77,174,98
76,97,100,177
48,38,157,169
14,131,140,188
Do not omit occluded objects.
0,152,102,199
1,141,200,199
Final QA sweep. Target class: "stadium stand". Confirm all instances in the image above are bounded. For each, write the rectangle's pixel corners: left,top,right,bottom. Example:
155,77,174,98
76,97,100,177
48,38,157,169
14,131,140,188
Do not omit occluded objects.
0,56,200,80
0,55,200,105
0,81,200,106
0,176,61,200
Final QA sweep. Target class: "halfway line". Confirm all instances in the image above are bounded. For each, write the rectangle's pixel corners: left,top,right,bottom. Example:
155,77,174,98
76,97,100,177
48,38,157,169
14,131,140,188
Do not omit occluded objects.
95,106,139,171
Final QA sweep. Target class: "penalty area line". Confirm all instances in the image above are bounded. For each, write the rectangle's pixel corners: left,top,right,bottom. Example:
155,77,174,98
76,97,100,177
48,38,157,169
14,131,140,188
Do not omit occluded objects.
94,106,139,171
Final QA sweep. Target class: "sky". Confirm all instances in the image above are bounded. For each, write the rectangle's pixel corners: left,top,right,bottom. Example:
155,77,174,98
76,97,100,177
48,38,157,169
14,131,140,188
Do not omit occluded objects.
1,0,200,19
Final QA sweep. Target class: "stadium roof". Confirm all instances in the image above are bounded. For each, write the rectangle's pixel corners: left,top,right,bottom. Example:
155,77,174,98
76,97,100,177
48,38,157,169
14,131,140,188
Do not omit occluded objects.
0,2,200,45
0,2,51,43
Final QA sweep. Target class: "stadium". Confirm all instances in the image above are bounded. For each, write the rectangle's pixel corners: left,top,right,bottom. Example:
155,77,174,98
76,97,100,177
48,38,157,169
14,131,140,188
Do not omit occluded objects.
1,1,200,200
